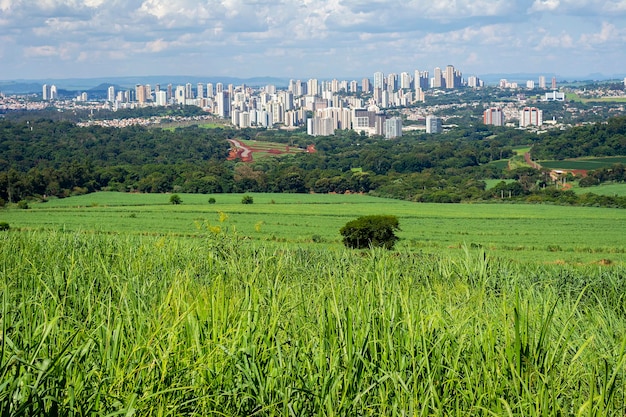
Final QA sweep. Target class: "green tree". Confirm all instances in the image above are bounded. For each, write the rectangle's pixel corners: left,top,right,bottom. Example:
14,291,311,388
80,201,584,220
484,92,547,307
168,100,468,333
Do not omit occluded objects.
340,215,400,250
169,194,182,204
241,195,254,204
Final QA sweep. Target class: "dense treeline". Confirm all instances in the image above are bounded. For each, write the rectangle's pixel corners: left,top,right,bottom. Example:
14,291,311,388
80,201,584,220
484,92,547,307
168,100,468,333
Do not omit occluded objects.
531,116,626,160
2,117,626,207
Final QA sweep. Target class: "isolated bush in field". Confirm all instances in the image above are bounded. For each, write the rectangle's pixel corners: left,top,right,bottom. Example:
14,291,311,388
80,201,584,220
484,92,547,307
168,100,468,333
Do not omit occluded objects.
169,194,182,205
340,215,400,249
208,197,216,204
17,200,29,209
0,197,5,208
241,195,254,204
0,222,9,231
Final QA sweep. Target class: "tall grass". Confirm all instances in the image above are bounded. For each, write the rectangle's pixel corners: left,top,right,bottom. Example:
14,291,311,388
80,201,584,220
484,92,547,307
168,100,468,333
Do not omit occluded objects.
1,228,625,415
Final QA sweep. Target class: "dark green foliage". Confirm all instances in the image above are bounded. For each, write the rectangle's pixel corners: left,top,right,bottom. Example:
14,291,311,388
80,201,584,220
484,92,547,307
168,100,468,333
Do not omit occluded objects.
208,197,216,204
0,222,9,230
241,195,254,204
17,200,29,209
169,194,182,205
340,215,400,250
531,116,626,160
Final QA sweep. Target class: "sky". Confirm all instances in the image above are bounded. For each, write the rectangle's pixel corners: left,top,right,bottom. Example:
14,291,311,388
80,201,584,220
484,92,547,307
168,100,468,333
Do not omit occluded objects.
1,0,626,81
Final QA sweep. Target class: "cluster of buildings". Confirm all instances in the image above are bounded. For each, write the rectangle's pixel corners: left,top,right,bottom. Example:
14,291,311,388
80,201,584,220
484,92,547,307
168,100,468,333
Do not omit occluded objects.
38,65,476,138
483,106,544,128
34,68,578,137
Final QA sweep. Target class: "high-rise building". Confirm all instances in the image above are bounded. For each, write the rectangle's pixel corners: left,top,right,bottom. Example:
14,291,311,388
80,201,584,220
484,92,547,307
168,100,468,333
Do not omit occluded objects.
155,91,167,106
387,73,397,91
444,65,456,89
135,84,146,104
551,77,557,89
384,117,403,139
107,86,115,102
426,115,442,133
42,84,49,100
349,80,358,93
215,83,224,93
307,78,319,96
539,76,546,89
483,107,505,126
432,67,443,88
175,86,186,105
197,83,204,99
206,83,214,97
167,84,173,101
519,107,543,127
526,80,535,89
50,85,58,100
361,78,371,93
185,83,193,99
373,72,385,90
216,91,230,118
400,72,412,90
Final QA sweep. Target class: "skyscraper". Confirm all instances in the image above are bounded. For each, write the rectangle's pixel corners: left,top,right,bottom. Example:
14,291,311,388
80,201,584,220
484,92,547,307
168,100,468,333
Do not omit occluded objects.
444,65,456,89
519,107,543,127
539,76,546,89
483,107,505,126
42,84,49,100
373,72,384,90
432,67,443,88
400,72,411,90
384,117,403,139
197,83,204,99
361,78,371,93
107,86,115,102
426,116,442,133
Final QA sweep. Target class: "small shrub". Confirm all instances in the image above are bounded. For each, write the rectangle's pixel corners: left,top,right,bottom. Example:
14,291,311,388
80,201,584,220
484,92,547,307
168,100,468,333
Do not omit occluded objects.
0,222,9,231
169,194,182,205
312,234,324,243
208,197,216,204
17,200,29,210
241,195,254,204
340,215,400,250
0,197,5,208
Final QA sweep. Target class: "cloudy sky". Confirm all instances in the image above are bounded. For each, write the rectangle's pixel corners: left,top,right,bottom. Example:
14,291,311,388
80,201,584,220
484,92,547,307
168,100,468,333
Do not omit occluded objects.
1,0,625,81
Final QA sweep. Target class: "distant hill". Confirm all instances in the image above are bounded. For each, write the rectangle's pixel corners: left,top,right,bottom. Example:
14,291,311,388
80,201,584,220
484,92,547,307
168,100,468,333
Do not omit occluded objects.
0,75,290,94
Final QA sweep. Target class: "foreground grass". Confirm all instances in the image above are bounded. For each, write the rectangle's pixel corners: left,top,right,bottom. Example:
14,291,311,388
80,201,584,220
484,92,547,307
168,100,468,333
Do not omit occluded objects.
1,229,625,415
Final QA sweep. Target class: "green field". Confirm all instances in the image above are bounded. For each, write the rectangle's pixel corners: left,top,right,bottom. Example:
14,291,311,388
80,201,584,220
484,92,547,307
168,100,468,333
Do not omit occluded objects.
540,157,626,170
3,192,626,265
2,216,626,414
572,182,626,196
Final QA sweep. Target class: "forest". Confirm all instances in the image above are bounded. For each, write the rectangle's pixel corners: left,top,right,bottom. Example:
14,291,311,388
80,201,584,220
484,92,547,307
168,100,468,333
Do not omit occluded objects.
1,115,626,208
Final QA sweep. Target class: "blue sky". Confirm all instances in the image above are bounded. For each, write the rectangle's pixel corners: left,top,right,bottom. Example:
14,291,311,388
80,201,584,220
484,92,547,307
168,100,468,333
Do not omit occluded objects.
1,0,625,81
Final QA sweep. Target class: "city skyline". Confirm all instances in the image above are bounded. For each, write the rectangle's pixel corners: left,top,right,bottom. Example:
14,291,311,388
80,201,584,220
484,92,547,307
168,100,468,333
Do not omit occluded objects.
1,1,626,81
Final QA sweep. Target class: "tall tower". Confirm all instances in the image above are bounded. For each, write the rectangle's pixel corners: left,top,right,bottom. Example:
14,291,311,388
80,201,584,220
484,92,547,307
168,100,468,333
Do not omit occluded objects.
444,65,456,89
373,72,385,90
361,78,371,93
107,86,115,102
483,107,504,126
539,75,546,89
42,84,49,100
432,67,443,88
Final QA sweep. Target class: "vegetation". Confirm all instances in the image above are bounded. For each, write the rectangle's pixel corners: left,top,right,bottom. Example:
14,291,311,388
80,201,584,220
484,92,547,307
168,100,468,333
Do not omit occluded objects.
169,194,182,204
340,215,400,249
3,192,625,265
2,229,626,415
0,221,9,230
241,194,254,204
